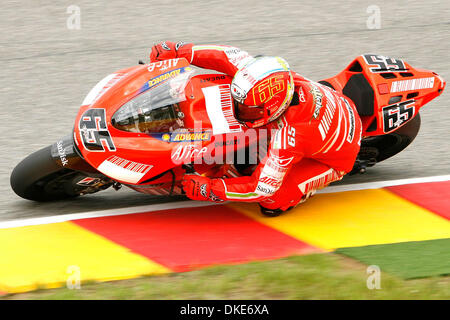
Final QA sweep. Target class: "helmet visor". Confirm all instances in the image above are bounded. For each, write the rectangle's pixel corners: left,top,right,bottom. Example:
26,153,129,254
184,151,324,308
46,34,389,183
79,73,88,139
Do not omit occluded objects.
233,100,265,122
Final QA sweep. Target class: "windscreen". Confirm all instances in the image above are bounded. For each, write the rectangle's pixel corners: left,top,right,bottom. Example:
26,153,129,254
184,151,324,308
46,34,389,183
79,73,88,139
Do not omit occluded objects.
112,68,194,133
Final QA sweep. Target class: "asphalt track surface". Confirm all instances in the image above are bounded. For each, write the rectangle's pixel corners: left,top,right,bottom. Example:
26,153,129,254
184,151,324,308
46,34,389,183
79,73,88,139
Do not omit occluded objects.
0,0,449,221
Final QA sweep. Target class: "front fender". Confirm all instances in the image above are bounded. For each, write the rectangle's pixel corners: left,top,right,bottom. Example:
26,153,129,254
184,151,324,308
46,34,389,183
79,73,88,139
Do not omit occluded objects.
50,134,98,173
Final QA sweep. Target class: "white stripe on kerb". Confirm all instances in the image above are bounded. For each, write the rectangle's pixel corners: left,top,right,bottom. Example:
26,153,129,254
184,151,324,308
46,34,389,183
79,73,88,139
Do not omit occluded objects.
2,175,449,229
319,175,450,194
0,201,219,229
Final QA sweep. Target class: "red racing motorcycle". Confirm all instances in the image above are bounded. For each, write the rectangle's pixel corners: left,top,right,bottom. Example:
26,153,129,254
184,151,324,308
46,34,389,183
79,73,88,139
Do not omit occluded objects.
11,54,445,201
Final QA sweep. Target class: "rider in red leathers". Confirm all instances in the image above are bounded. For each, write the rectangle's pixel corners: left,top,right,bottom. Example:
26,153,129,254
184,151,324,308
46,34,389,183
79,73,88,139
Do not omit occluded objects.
150,41,362,216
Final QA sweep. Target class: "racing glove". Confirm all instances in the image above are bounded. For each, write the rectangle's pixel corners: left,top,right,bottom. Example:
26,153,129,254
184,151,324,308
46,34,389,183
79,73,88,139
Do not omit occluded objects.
181,175,224,202
149,41,193,62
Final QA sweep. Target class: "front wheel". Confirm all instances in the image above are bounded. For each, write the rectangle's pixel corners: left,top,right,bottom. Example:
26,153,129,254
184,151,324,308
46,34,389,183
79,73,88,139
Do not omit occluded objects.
10,145,111,201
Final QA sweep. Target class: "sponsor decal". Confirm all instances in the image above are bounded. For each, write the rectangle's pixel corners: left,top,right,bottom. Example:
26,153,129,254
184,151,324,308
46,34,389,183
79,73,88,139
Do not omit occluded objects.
78,108,116,152
161,41,171,50
209,190,224,202
224,48,241,56
224,47,252,68
56,140,69,166
161,133,171,141
256,183,276,196
214,138,240,148
200,183,208,198
298,86,306,103
149,131,211,143
318,89,338,140
309,84,324,119
255,166,287,196
200,75,226,83
259,176,282,188
171,144,208,162
165,131,211,142
255,152,293,196
175,41,185,50
147,58,180,72
341,97,355,143
390,77,434,93
140,66,192,92
76,177,101,186
97,156,153,184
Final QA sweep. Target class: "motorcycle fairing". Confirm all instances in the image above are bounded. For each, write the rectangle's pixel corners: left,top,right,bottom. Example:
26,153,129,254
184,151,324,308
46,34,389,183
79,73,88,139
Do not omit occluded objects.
73,58,252,185
320,54,446,136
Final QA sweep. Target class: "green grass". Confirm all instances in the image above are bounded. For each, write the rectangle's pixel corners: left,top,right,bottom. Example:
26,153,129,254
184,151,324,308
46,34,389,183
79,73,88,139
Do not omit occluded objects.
2,253,449,300
336,238,450,279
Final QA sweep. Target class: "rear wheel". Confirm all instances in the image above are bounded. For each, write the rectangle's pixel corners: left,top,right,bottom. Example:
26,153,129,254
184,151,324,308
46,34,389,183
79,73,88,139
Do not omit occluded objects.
352,113,421,173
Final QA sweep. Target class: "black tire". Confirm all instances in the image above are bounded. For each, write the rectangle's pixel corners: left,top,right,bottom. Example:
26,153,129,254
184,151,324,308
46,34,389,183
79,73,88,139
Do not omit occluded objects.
361,113,421,163
10,146,81,201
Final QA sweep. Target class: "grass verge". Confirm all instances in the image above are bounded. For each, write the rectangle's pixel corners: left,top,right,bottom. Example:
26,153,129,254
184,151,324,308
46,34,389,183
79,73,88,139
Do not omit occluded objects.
336,238,450,279
2,253,449,300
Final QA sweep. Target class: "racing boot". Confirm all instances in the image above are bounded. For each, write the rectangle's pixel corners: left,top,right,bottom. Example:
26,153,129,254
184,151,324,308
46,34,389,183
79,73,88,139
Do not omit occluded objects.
259,204,294,217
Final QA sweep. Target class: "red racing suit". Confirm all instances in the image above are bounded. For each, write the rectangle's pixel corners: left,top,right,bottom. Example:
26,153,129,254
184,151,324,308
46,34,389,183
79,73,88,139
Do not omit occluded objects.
166,44,362,210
